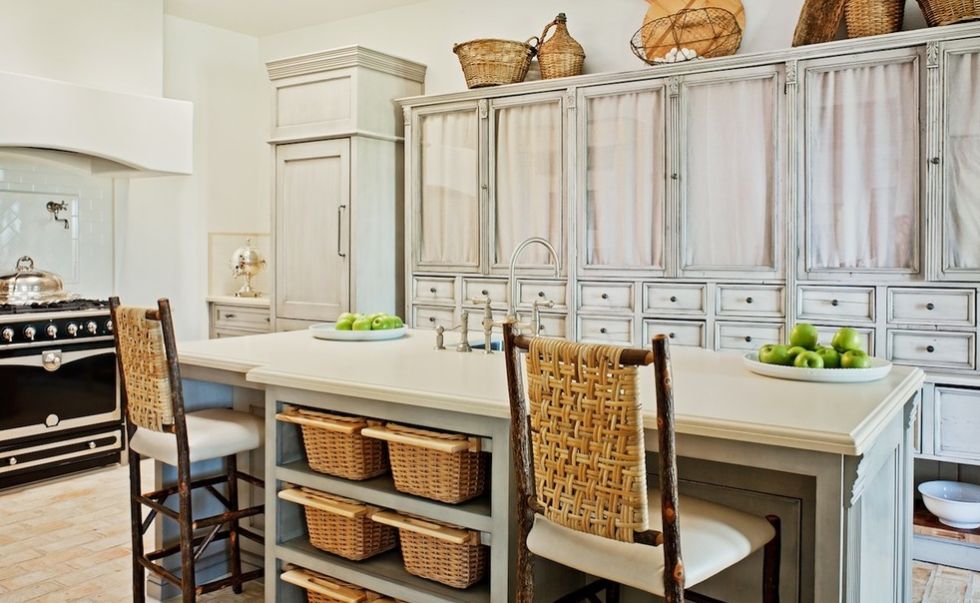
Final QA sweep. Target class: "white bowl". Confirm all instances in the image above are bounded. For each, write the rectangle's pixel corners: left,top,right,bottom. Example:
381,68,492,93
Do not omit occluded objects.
918,480,980,529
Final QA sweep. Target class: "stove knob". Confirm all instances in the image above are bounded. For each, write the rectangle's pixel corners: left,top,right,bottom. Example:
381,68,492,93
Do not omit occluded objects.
8,457,16,466
105,320,113,333
1,327,12,342
23,326,36,341
67,323,79,337
46,324,58,338
86,321,98,335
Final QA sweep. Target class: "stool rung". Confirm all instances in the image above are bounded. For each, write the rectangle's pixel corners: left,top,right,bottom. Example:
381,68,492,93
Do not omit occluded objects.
192,504,263,530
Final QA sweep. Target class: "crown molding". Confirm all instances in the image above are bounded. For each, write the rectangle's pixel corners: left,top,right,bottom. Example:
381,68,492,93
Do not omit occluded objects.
266,45,427,83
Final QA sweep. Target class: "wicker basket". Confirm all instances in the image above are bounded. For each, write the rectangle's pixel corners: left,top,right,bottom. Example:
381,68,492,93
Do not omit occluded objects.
373,511,488,589
281,567,402,603
277,407,388,481
916,0,980,25
362,423,487,504
452,38,538,88
630,7,742,65
278,487,397,561
538,13,585,79
846,0,905,37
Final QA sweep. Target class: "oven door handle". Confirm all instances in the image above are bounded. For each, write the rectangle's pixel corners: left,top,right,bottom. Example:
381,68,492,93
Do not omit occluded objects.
0,347,114,370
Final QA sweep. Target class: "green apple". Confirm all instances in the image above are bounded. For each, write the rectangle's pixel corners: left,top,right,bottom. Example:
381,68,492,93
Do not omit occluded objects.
337,312,355,323
382,316,401,329
841,349,872,369
794,350,825,369
352,317,373,331
335,318,354,331
815,346,841,368
758,344,792,365
390,315,404,328
789,323,820,350
786,346,808,363
832,327,864,354
371,315,400,330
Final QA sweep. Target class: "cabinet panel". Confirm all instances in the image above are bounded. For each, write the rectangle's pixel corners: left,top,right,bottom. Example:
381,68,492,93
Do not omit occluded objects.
516,279,568,310
275,139,350,322
579,82,666,273
642,283,707,316
887,329,975,370
579,315,634,346
462,277,509,309
412,277,456,306
798,286,875,323
803,49,921,276
578,282,634,314
643,319,706,348
412,305,456,331
934,387,980,462
887,287,975,327
716,284,785,318
715,322,783,352
414,104,483,271
491,94,564,270
680,68,781,275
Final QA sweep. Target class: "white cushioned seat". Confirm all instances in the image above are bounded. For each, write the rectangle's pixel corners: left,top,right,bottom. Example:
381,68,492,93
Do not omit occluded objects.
130,408,264,466
526,488,775,595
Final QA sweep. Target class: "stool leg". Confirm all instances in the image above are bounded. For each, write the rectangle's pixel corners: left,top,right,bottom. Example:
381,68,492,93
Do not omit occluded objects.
128,447,146,603
178,463,196,602
226,455,244,594
605,581,620,603
763,515,781,603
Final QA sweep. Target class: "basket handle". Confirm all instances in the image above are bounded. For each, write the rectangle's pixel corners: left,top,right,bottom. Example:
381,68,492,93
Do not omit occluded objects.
539,18,559,47
277,487,374,518
360,425,481,453
526,36,540,54
275,407,363,435
281,569,367,603
371,510,479,545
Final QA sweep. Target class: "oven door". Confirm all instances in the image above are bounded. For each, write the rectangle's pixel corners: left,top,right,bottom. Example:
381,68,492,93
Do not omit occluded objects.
0,342,119,443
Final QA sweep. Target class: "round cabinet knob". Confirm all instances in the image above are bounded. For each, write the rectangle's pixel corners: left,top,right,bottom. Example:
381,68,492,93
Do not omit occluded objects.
23,326,36,341
1,327,13,342
66,323,79,337
831,299,839,307
926,345,935,353
930,157,941,165
746,297,754,304
429,287,437,294
86,321,98,334
46,324,57,338
539,324,545,332
669,296,677,303
599,327,608,334
601,293,609,300
538,291,546,298
224,313,236,319
926,303,935,311
669,332,676,339
670,173,679,180
481,289,489,296
744,335,752,343
428,316,436,323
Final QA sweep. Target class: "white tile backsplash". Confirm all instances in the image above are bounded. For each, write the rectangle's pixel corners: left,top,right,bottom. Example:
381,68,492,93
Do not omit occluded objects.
0,155,113,298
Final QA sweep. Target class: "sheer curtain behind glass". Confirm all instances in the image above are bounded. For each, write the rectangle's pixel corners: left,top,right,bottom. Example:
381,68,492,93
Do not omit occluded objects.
585,90,664,269
419,110,480,266
807,60,919,271
946,51,980,270
494,101,562,266
683,76,775,270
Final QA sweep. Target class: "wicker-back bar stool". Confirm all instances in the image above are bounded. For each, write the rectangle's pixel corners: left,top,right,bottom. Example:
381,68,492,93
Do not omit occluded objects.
503,323,782,603
109,297,265,602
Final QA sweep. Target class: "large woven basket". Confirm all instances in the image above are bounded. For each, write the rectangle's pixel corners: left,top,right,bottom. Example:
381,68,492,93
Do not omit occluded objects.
538,13,585,79
917,0,980,25
279,487,397,561
846,0,905,37
373,512,488,589
453,38,537,88
281,568,402,603
362,423,487,504
277,407,389,481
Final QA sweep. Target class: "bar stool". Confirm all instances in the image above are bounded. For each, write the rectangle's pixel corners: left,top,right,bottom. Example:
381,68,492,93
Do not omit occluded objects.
109,297,265,602
502,323,781,603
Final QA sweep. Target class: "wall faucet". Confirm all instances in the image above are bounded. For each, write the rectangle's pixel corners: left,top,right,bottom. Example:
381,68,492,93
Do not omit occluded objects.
507,236,561,320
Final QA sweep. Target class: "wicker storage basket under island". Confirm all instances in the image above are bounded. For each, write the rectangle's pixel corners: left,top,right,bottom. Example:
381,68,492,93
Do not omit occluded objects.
916,0,980,26
278,487,397,561
276,407,388,481
362,423,487,504
453,38,538,88
281,567,403,603
372,511,488,589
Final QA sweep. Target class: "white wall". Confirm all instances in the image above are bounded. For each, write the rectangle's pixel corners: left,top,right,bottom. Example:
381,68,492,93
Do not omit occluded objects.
260,0,928,95
0,0,163,96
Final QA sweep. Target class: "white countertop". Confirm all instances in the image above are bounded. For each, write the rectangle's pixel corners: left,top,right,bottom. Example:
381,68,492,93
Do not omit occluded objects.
178,329,924,456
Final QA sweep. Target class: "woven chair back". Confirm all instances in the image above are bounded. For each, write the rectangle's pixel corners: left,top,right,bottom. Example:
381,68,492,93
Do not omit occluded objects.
113,305,175,432
524,337,649,542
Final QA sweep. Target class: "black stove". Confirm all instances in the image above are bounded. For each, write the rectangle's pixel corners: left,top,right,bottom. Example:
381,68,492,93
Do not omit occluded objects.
0,298,110,315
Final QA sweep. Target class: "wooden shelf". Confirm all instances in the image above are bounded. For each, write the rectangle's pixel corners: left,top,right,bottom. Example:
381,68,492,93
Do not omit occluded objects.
277,537,491,603
276,461,494,532
914,500,980,546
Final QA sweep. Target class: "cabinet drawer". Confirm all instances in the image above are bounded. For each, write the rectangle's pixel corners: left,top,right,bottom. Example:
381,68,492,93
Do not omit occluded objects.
798,286,874,323
413,305,456,330
517,279,567,309
715,322,784,353
462,278,509,308
934,387,980,462
213,304,271,332
642,283,707,316
887,288,975,326
887,330,976,370
716,285,784,318
814,325,875,355
579,282,634,313
642,320,706,348
520,312,567,338
413,277,456,305
578,316,634,346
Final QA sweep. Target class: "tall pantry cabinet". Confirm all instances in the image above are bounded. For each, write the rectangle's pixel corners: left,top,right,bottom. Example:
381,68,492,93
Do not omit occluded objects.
266,47,425,330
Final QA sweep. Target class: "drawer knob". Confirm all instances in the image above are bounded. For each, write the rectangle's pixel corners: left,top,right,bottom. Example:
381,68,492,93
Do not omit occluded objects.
926,345,935,353
926,302,935,311
538,291,546,298
600,327,608,334
428,316,436,323
831,299,839,307
745,297,754,304
601,293,609,300
930,156,941,165
481,289,489,296
669,296,677,303
539,324,545,332
744,336,752,343
671,173,679,180
669,332,676,339
224,313,236,319
429,287,437,294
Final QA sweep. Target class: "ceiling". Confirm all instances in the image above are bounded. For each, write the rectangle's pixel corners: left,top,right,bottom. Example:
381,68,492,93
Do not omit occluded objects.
164,0,426,37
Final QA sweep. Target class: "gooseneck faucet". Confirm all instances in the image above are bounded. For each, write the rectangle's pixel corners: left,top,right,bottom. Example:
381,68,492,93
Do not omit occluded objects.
507,237,561,320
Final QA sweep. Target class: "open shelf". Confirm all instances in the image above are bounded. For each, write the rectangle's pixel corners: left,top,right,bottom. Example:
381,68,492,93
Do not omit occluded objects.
914,500,980,546
277,537,491,603
276,461,493,532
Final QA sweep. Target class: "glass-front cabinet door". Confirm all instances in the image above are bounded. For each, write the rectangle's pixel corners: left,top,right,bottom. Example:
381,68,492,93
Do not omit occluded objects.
801,48,923,279
489,92,565,273
411,100,485,273
577,81,668,276
941,40,980,280
678,66,783,278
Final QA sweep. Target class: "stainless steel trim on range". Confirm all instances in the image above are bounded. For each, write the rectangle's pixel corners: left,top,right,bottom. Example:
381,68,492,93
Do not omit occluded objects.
0,429,122,476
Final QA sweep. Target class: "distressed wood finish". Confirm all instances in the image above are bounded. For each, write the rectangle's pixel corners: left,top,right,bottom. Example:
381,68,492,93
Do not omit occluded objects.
652,334,685,601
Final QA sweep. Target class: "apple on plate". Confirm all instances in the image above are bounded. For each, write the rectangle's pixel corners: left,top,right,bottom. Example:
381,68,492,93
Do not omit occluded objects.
758,344,792,366
789,323,820,350
794,350,825,369
832,327,864,354
335,318,354,331
841,349,872,369
815,346,841,368
352,317,373,331
786,345,808,364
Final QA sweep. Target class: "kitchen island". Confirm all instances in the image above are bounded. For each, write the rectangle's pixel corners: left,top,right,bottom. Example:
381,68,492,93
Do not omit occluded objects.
169,329,924,603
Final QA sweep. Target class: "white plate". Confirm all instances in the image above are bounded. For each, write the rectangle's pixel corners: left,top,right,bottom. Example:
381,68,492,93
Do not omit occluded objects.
309,324,407,342
742,353,893,383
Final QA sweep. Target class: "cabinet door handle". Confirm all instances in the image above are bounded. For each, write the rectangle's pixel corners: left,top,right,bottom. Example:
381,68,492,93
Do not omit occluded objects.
337,204,347,258
224,313,236,319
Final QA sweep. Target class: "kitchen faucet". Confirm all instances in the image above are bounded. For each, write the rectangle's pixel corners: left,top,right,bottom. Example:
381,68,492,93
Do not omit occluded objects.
507,236,561,320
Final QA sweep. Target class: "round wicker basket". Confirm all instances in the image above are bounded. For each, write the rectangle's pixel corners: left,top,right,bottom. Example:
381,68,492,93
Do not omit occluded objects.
453,38,538,88
630,7,742,65
916,0,980,26
845,0,905,37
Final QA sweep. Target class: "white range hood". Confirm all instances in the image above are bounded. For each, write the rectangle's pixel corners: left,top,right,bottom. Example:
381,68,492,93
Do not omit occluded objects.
0,70,193,176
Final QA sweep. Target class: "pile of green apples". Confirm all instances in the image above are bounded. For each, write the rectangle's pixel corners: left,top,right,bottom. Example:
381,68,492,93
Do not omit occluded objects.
335,312,404,331
757,323,872,369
